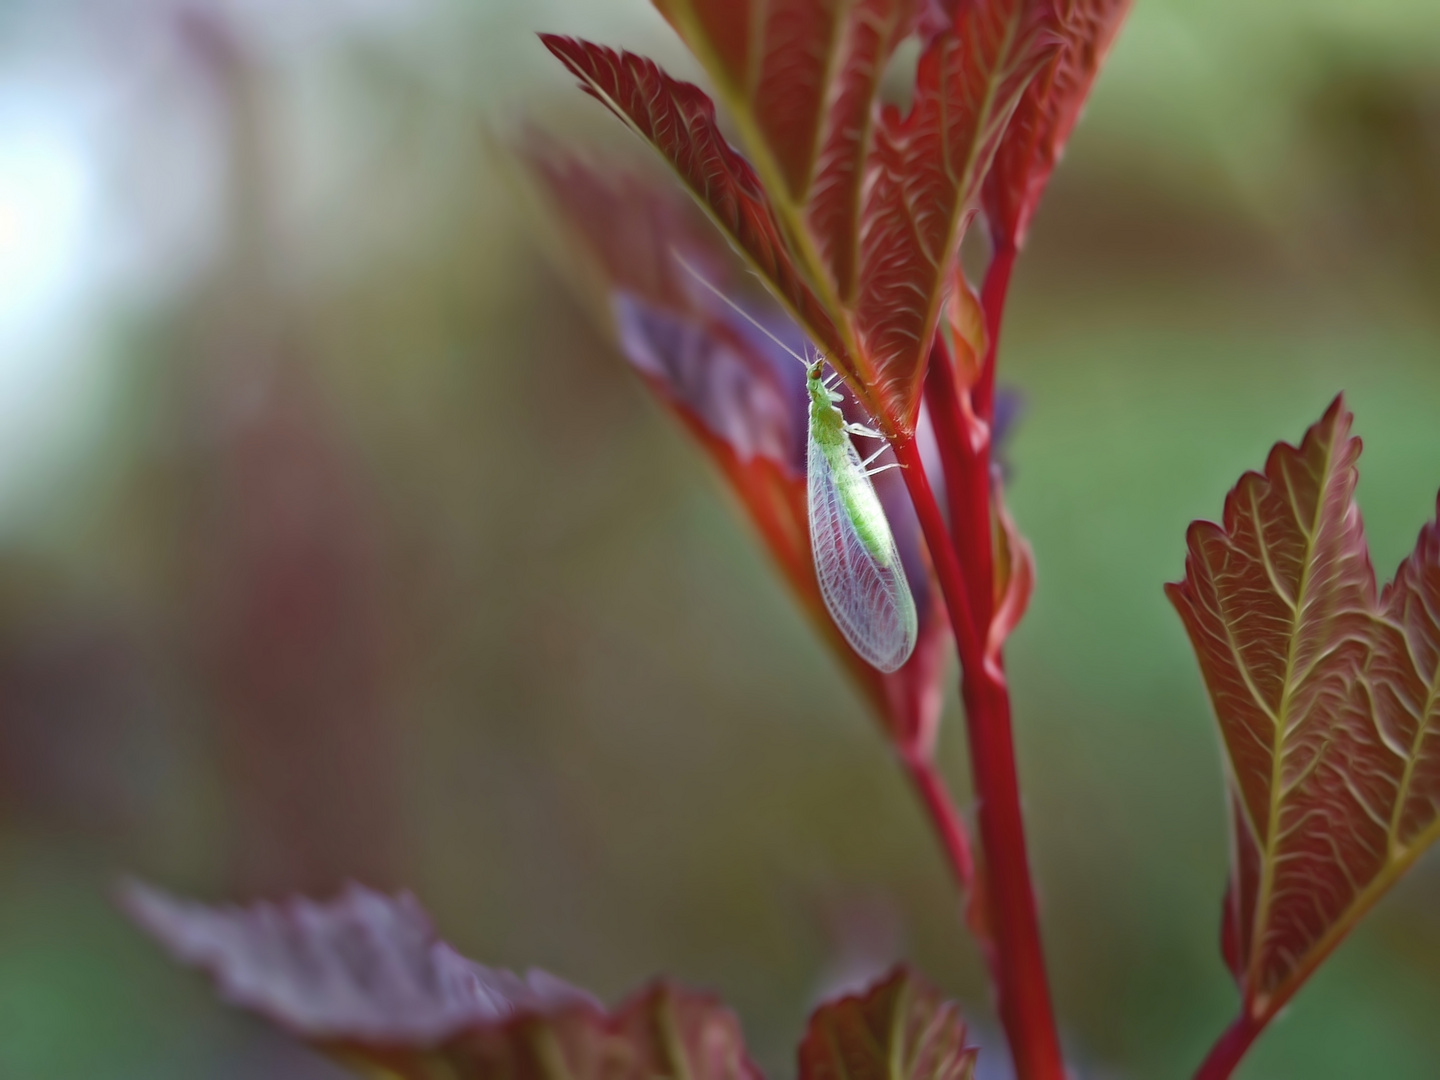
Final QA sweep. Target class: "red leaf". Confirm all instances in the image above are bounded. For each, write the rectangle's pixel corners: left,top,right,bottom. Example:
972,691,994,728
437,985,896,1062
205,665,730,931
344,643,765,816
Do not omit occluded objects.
857,0,1057,419
1168,398,1440,1023
542,6,1055,433
429,984,759,1080
1375,494,1440,850
521,139,715,316
798,965,978,1080
983,0,1132,250
804,0,920,299
522,144,949,755
125,881,761,1080
654,0,921,299
539,35,845,367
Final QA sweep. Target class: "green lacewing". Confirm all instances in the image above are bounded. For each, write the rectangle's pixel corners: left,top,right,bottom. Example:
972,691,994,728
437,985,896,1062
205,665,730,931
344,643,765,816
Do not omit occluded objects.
676,256,918,672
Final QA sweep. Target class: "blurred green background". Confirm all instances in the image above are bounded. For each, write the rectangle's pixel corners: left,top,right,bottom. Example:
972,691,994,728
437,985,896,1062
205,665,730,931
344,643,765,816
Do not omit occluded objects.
0,1,1437,1077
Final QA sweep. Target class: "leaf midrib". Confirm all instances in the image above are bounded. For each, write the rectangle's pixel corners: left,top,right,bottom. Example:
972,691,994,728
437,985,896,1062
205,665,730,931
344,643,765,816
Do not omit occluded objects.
1385,614,1440,855
1246,438,1334,1007
1261,810,1440,1023
559,52,850,422
900,2,1034,413
662,0,865,377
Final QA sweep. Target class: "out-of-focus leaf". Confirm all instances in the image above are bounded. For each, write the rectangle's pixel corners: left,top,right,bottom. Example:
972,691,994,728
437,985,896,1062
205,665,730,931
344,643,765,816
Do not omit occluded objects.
1167,397,1440,1023
122,880,595,1045
192,366,403,899
522,144,949,754
541,5,1055,434
988,483,1033,676
798,965,977,1080
124,881,761,1080
983,0,1132,250
522,145,713,317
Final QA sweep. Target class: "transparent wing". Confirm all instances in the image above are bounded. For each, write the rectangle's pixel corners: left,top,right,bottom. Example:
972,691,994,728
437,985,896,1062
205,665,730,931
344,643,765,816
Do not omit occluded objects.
808,423,918,673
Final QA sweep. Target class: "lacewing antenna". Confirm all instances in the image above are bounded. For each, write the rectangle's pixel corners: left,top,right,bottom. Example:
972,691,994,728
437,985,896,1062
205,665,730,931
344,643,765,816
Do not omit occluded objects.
670,249,811,370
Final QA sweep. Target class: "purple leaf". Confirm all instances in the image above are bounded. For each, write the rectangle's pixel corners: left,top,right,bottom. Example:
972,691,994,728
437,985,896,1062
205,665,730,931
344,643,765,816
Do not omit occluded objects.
125,881,762,1080
122,879,594,1045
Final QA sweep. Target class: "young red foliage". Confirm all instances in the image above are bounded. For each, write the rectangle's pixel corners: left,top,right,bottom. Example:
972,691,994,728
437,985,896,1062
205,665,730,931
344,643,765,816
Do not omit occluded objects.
857,1,1057,425
1169,398,1440,1069
537,6,1134,1079
982,0,1133,252
798,965,978,1080
653,0,918,285
539,37,845,364
974,0,1130,430
542,3,1055,435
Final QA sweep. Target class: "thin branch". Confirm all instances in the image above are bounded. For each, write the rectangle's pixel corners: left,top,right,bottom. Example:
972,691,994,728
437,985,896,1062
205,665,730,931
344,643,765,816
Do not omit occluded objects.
925,335,994,629
975,239,1017,423
1194,1011,1264,1080
901,752,997,975
904,752,977,891
892,430,1064,1080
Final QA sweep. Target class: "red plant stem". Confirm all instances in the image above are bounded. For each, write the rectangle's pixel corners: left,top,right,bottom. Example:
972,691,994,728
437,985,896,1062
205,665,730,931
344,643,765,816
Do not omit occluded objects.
893,434,981,665
903,752,976,893
901,751,999,981
925,335,993,624
1193,1011,1264,1080
892,432,1065,1080
976,239,1018,424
